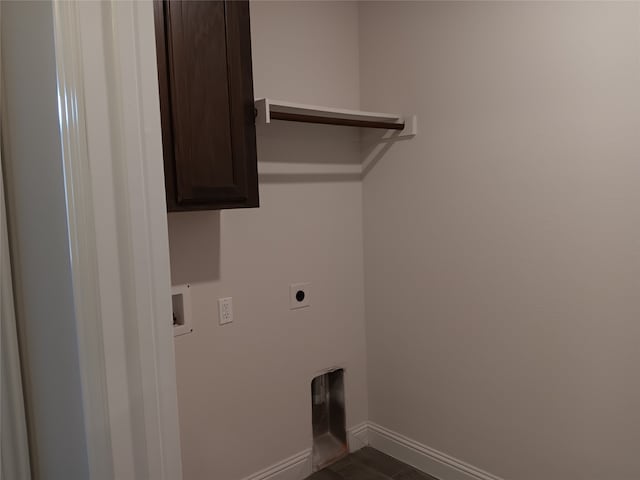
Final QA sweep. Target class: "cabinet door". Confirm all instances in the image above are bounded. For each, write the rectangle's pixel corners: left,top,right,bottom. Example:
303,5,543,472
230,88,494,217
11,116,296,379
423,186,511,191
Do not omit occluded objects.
154,0,259,211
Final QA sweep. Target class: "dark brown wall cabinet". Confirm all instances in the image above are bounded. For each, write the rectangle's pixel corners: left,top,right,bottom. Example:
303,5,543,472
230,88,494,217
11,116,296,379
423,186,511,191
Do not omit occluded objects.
154,0,259,211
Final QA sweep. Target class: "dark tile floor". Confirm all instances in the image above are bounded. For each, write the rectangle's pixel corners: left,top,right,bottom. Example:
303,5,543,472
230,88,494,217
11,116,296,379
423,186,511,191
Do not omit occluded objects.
306,447,438,480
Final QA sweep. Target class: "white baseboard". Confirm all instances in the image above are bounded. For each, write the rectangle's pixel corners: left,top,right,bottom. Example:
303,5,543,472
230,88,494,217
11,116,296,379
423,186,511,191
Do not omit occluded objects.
240,422,503,480
367,422,504,480
240,449,312,480
241,423,368,480
347,422,370,452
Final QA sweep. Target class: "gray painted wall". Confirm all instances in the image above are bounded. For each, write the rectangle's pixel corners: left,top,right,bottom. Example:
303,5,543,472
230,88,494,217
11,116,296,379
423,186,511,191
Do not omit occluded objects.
360,2,640,479
170,2,368,479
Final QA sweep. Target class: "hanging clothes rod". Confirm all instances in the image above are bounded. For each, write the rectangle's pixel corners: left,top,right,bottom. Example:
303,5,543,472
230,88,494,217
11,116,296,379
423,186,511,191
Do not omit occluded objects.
255,98,416,136
270,110,405,130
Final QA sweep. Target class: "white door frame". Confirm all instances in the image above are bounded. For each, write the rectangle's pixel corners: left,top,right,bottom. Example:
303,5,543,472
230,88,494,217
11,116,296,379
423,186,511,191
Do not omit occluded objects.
52,1,181,478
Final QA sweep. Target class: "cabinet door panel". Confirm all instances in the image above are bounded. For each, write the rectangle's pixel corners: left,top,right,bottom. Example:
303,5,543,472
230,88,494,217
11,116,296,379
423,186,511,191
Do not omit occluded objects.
167,0,234,200
155,0,259,211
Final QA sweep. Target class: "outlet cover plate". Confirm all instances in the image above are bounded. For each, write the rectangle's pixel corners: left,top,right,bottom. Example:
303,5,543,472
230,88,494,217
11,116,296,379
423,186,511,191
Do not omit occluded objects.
290,282,311,309
218,297,233,325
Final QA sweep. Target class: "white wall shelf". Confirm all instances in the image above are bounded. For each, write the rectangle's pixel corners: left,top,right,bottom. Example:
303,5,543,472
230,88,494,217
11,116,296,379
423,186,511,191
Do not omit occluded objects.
255,98,417,138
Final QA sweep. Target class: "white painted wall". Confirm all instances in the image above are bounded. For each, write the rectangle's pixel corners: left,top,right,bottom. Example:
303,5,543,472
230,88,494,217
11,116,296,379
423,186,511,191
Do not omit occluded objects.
168,2,368,479
360,2,640,479
1,1,89,478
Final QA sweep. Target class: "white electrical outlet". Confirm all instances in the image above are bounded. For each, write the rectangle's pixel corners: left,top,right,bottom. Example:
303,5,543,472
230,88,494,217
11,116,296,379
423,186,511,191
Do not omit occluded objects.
218,297,233,325
290,282,311,309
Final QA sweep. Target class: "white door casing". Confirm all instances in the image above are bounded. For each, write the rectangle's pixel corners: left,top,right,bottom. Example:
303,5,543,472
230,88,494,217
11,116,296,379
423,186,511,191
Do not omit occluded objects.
53,1,182,478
